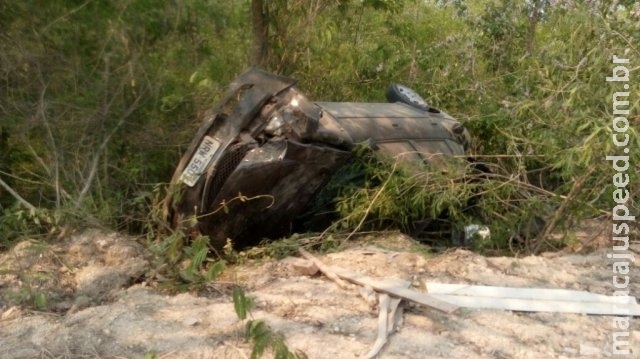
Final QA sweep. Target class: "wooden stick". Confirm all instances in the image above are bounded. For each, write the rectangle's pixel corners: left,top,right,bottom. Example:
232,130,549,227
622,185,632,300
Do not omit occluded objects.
0,176,36,211
387,297,403,334
298,248,351,289
329,266,458,313
363,293,390,359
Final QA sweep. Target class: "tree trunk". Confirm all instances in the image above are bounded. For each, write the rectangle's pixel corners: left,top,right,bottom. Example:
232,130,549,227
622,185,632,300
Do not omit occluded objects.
250,0,268,67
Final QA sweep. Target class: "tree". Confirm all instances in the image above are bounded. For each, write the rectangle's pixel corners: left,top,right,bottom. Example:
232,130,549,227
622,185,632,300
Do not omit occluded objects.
250,0,269,67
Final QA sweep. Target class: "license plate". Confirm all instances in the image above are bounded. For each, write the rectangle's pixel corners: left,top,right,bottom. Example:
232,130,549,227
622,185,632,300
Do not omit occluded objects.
179,136,221,187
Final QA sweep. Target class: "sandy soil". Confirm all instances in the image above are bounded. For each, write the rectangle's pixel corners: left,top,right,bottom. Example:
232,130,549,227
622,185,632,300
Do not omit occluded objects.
0,226,639,359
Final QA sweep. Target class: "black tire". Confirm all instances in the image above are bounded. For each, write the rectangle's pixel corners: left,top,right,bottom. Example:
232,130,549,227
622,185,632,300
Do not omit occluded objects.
386,84,429,111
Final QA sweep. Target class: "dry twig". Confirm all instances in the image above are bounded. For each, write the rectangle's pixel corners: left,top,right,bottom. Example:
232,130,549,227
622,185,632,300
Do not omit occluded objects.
298,248,351,289
0,176,36,211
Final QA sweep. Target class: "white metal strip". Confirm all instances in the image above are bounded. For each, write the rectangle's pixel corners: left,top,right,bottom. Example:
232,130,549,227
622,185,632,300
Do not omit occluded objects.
425,283,637,305
428,294,640,316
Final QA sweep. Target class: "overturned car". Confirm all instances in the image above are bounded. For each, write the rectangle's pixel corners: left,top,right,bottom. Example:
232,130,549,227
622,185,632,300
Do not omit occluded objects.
166,68,472,249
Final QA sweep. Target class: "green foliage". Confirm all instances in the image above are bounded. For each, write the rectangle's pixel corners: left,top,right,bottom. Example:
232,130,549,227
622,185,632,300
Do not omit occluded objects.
148,233,226,291
333,152,469,231
0,239,56,310
33,292,48,310
240,233,344,261
2,4,635,357
232,286,307,359
0,0,250,236
245,320,307,359
233,285,253,320
0,206,62,249
1,0,638,254
463,1,640,241
2,286,49,311
330,147,560,252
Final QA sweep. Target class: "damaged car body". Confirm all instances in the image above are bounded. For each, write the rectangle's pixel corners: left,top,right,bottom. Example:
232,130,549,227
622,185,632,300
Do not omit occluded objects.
166,68,471,249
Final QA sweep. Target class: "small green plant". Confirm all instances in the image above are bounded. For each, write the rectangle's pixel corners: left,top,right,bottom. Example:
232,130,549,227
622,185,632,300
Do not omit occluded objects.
2,287,49,311
33,292,48,310
0,241,54,311
232,286,307,359
148,232,226,291
0,206,62,249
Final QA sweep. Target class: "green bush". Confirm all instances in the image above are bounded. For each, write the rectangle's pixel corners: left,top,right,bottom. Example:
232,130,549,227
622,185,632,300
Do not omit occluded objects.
0,0,637,254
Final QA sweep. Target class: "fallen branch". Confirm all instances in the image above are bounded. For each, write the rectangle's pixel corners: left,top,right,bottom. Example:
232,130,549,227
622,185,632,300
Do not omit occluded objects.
0,176,36,211
297,248,457,313
362,294,405,359
531,167,594,253
363,294,390,359
387,297,403,334
298,248,351,289
329,266,458,314
346,161,398,241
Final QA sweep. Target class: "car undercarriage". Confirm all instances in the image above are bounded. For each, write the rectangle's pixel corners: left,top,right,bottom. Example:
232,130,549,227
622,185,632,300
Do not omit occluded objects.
165,68,472,249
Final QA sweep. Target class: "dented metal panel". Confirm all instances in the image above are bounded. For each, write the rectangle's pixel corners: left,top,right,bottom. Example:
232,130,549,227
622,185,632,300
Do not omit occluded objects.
166,68,471,248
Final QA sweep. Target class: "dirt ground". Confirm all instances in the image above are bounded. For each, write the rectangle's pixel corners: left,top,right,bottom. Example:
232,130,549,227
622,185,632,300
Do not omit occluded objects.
1,223,639,359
